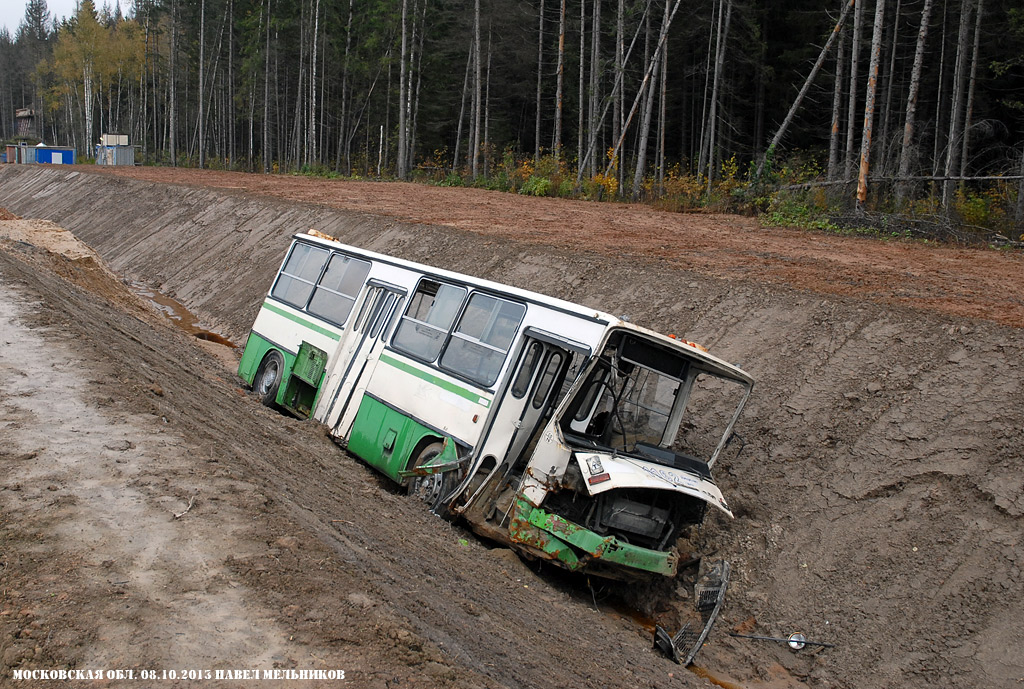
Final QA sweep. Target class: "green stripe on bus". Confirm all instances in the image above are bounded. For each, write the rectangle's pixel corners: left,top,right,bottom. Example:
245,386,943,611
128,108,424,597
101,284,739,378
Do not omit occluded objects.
379,353,492,408
262,300,342,341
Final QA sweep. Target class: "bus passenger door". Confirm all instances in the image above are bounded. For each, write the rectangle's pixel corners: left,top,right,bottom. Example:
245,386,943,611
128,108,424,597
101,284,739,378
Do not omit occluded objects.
463,333,582,510
316,283,404,436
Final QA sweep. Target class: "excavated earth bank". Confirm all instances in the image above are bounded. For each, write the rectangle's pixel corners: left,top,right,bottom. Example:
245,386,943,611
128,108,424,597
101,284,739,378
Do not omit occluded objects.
1,165,1022,689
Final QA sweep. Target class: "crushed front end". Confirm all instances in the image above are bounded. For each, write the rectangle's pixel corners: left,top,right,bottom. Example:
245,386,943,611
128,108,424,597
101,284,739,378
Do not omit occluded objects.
509,328,752,583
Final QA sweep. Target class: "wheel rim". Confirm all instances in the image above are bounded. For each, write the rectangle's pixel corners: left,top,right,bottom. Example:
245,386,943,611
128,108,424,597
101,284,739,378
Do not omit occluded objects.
410,472,445,506
258,358,280,395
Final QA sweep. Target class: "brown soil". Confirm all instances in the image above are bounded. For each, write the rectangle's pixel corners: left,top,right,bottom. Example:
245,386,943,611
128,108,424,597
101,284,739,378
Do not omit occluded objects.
1,165,1022,689
83,165,1024,328
0,221,696,689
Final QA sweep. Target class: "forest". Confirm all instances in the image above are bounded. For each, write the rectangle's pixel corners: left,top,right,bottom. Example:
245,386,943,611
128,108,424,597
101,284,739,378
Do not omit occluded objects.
1,0,1023,235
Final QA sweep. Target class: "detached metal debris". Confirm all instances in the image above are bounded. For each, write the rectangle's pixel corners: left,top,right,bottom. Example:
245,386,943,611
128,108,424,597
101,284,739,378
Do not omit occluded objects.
654,559,730,665
729,631,836,650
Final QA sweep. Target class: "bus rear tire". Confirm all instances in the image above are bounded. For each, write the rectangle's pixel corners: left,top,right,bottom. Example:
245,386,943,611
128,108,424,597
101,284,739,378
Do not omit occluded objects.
407,442,457,519
254,351,284,408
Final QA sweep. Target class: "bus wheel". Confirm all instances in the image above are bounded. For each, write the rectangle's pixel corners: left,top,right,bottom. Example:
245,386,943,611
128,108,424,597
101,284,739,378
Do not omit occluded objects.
407,442,456,519
254,351,284,407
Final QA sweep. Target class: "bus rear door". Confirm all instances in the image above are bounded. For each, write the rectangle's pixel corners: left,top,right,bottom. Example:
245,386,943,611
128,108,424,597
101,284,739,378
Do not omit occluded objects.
315,281,405,436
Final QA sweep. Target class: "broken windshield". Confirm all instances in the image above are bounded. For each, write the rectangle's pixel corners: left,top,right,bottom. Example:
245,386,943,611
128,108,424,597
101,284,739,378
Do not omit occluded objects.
559,331,749,468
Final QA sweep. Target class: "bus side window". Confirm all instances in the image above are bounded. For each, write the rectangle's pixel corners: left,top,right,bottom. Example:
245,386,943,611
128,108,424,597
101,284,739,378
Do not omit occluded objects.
307,254,371,326
271,243,330,309
511,342,544,398
531,351,564,409
392,280,467,361
440,294,526,387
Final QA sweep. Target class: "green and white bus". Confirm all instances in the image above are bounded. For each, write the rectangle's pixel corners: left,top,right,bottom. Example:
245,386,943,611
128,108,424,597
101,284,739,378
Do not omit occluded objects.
239,231,753,585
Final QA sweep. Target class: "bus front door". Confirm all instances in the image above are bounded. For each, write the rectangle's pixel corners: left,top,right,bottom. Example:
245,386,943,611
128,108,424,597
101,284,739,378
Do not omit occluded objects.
315,283,404,437
461,334,578,515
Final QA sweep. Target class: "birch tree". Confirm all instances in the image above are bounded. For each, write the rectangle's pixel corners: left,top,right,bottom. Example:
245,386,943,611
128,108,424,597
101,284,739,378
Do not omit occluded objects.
553,0,565,158
827,23,845,182
896,0,933,202
50,0,106,153
959,0,984,182
535,0,544,163
942,0,974,208
397,0,410,177
845,0,862,179
856,0,886,212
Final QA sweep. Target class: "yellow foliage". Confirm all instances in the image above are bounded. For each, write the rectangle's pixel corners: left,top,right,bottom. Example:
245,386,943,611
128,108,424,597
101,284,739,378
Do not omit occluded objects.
591,172,618,197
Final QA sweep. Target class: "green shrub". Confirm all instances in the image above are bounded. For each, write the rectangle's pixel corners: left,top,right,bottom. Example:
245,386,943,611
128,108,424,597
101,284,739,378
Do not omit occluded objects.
439,171,465,187
520,175,552,197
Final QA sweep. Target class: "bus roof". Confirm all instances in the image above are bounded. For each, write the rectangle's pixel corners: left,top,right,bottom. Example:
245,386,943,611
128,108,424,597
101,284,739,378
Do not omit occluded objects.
294,232,753,386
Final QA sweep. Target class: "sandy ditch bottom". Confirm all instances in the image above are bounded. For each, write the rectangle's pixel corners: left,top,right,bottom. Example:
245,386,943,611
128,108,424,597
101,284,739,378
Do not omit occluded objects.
0,278,311,679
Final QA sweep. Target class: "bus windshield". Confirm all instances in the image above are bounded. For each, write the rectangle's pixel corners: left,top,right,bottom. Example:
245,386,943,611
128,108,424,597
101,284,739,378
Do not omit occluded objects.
560,332,749,467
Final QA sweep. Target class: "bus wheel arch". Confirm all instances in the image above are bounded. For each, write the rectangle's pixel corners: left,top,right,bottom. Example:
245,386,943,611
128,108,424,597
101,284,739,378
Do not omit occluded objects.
254,350,285,408
406,439,458,519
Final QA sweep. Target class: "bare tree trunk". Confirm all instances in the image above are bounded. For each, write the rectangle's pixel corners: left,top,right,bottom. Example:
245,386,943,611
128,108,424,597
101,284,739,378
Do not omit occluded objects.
483,25,492,177
931,0,949,182
578,0,586,171
604,0,681,180
397,0,409,178
657,31,667,190
959,0,983,182
697,0,718,176
575,0,650,183
632,0,670,198
310,0,321,167
336,0,353,173
290,13,307,170
195,1,229,166
757,0,855,180
453,42,472,174
878,0,901,174
553,0,566,158
588,0,601,177
410,0,428,173
828,21,846,181
274,30,282,168
169,0,177,166
856,0,887,213
142,13,150,158
198,0,206,167
942,0,973,208
845,0,863,180
614,0,624,188
471,0,482,177
535,0,545,163
228,0,235,167
896,0,934,202
704,0,732,192
262,0,271,172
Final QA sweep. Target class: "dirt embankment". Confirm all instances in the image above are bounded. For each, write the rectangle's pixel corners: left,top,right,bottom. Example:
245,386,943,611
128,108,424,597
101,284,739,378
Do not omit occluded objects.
1,165,1022,689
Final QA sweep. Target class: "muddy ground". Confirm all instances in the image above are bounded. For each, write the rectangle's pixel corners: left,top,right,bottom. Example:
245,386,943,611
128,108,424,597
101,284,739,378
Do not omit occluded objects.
1,165,1022,689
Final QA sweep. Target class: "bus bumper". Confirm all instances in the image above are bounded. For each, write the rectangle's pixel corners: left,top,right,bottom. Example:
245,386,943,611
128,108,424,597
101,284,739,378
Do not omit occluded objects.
508,498,677,577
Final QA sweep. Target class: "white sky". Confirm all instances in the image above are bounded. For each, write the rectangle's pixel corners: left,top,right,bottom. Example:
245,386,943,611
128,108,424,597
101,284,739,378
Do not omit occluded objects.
1,0,123,36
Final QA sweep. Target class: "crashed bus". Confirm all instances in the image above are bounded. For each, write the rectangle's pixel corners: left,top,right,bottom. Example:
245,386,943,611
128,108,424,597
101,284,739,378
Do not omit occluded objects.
239,232,752,648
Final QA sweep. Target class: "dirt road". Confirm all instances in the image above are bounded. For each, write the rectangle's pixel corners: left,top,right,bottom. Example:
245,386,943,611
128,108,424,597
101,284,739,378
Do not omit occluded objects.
1,165,1022,689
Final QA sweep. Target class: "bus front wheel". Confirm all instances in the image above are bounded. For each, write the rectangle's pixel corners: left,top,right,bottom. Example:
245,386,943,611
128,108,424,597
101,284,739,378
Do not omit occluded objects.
254,351,284,407
407,442,457,519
